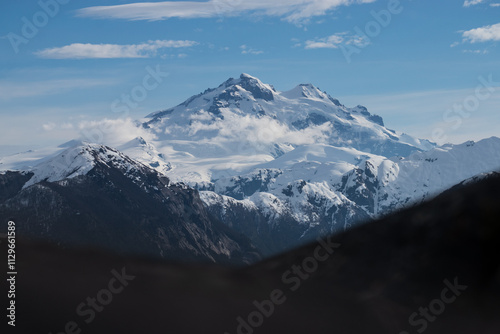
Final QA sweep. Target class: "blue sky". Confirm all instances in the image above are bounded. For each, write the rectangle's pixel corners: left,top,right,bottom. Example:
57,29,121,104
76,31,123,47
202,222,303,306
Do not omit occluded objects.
1,0,500,154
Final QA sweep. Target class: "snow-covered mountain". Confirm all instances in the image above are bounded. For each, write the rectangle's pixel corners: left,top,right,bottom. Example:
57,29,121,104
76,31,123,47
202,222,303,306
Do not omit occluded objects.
338,138,500,216
0,142,260,264
194,137,500,253
2,74,499,256
139,73,435,185
130,73,498,253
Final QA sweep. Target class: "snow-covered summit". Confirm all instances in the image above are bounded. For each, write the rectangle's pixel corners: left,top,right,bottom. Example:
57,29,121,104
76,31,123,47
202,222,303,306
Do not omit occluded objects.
225,73,277,101
281,83,338,104
138,74,436,184
22,142,151,189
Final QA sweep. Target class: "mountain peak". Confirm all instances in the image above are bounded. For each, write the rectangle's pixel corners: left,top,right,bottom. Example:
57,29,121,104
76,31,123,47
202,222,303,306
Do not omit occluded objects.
287,83,325,99
142,74,435,161
240,73,258,80
299,83,316,89
227,73,276,101
22,142,145,189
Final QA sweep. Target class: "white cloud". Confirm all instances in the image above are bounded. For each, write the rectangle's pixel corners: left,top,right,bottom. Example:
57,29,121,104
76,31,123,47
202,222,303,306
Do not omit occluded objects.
77,0,376,24
35,40,198,59
42,122,57,131
462,49,489,54
240,45,263,55
187,114,332,147
305,34,344,49
304,33,369,49
491,3,500,6
463,0,484,7
462,23,500,43
78,118,157,147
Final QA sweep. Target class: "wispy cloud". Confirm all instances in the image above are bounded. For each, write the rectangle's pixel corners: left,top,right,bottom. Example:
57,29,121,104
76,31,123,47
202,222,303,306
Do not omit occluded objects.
76,0,376,24
42,122,57,131
305,34,344,49
0,79,115,100
463,0,484,7
304,32,369,49
78,118,157,147
462,49,489,54
240,45,263,55
462,23,500,43
463,0,500,7
35,40,198,59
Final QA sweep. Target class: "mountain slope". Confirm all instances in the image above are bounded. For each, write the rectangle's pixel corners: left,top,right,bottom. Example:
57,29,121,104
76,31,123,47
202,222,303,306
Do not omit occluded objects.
0,142,260,264
198,137,500,254
338,137,500,216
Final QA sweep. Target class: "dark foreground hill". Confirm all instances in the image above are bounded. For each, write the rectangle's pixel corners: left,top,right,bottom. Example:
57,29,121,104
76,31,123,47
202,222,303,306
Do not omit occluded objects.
2,173,499,334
